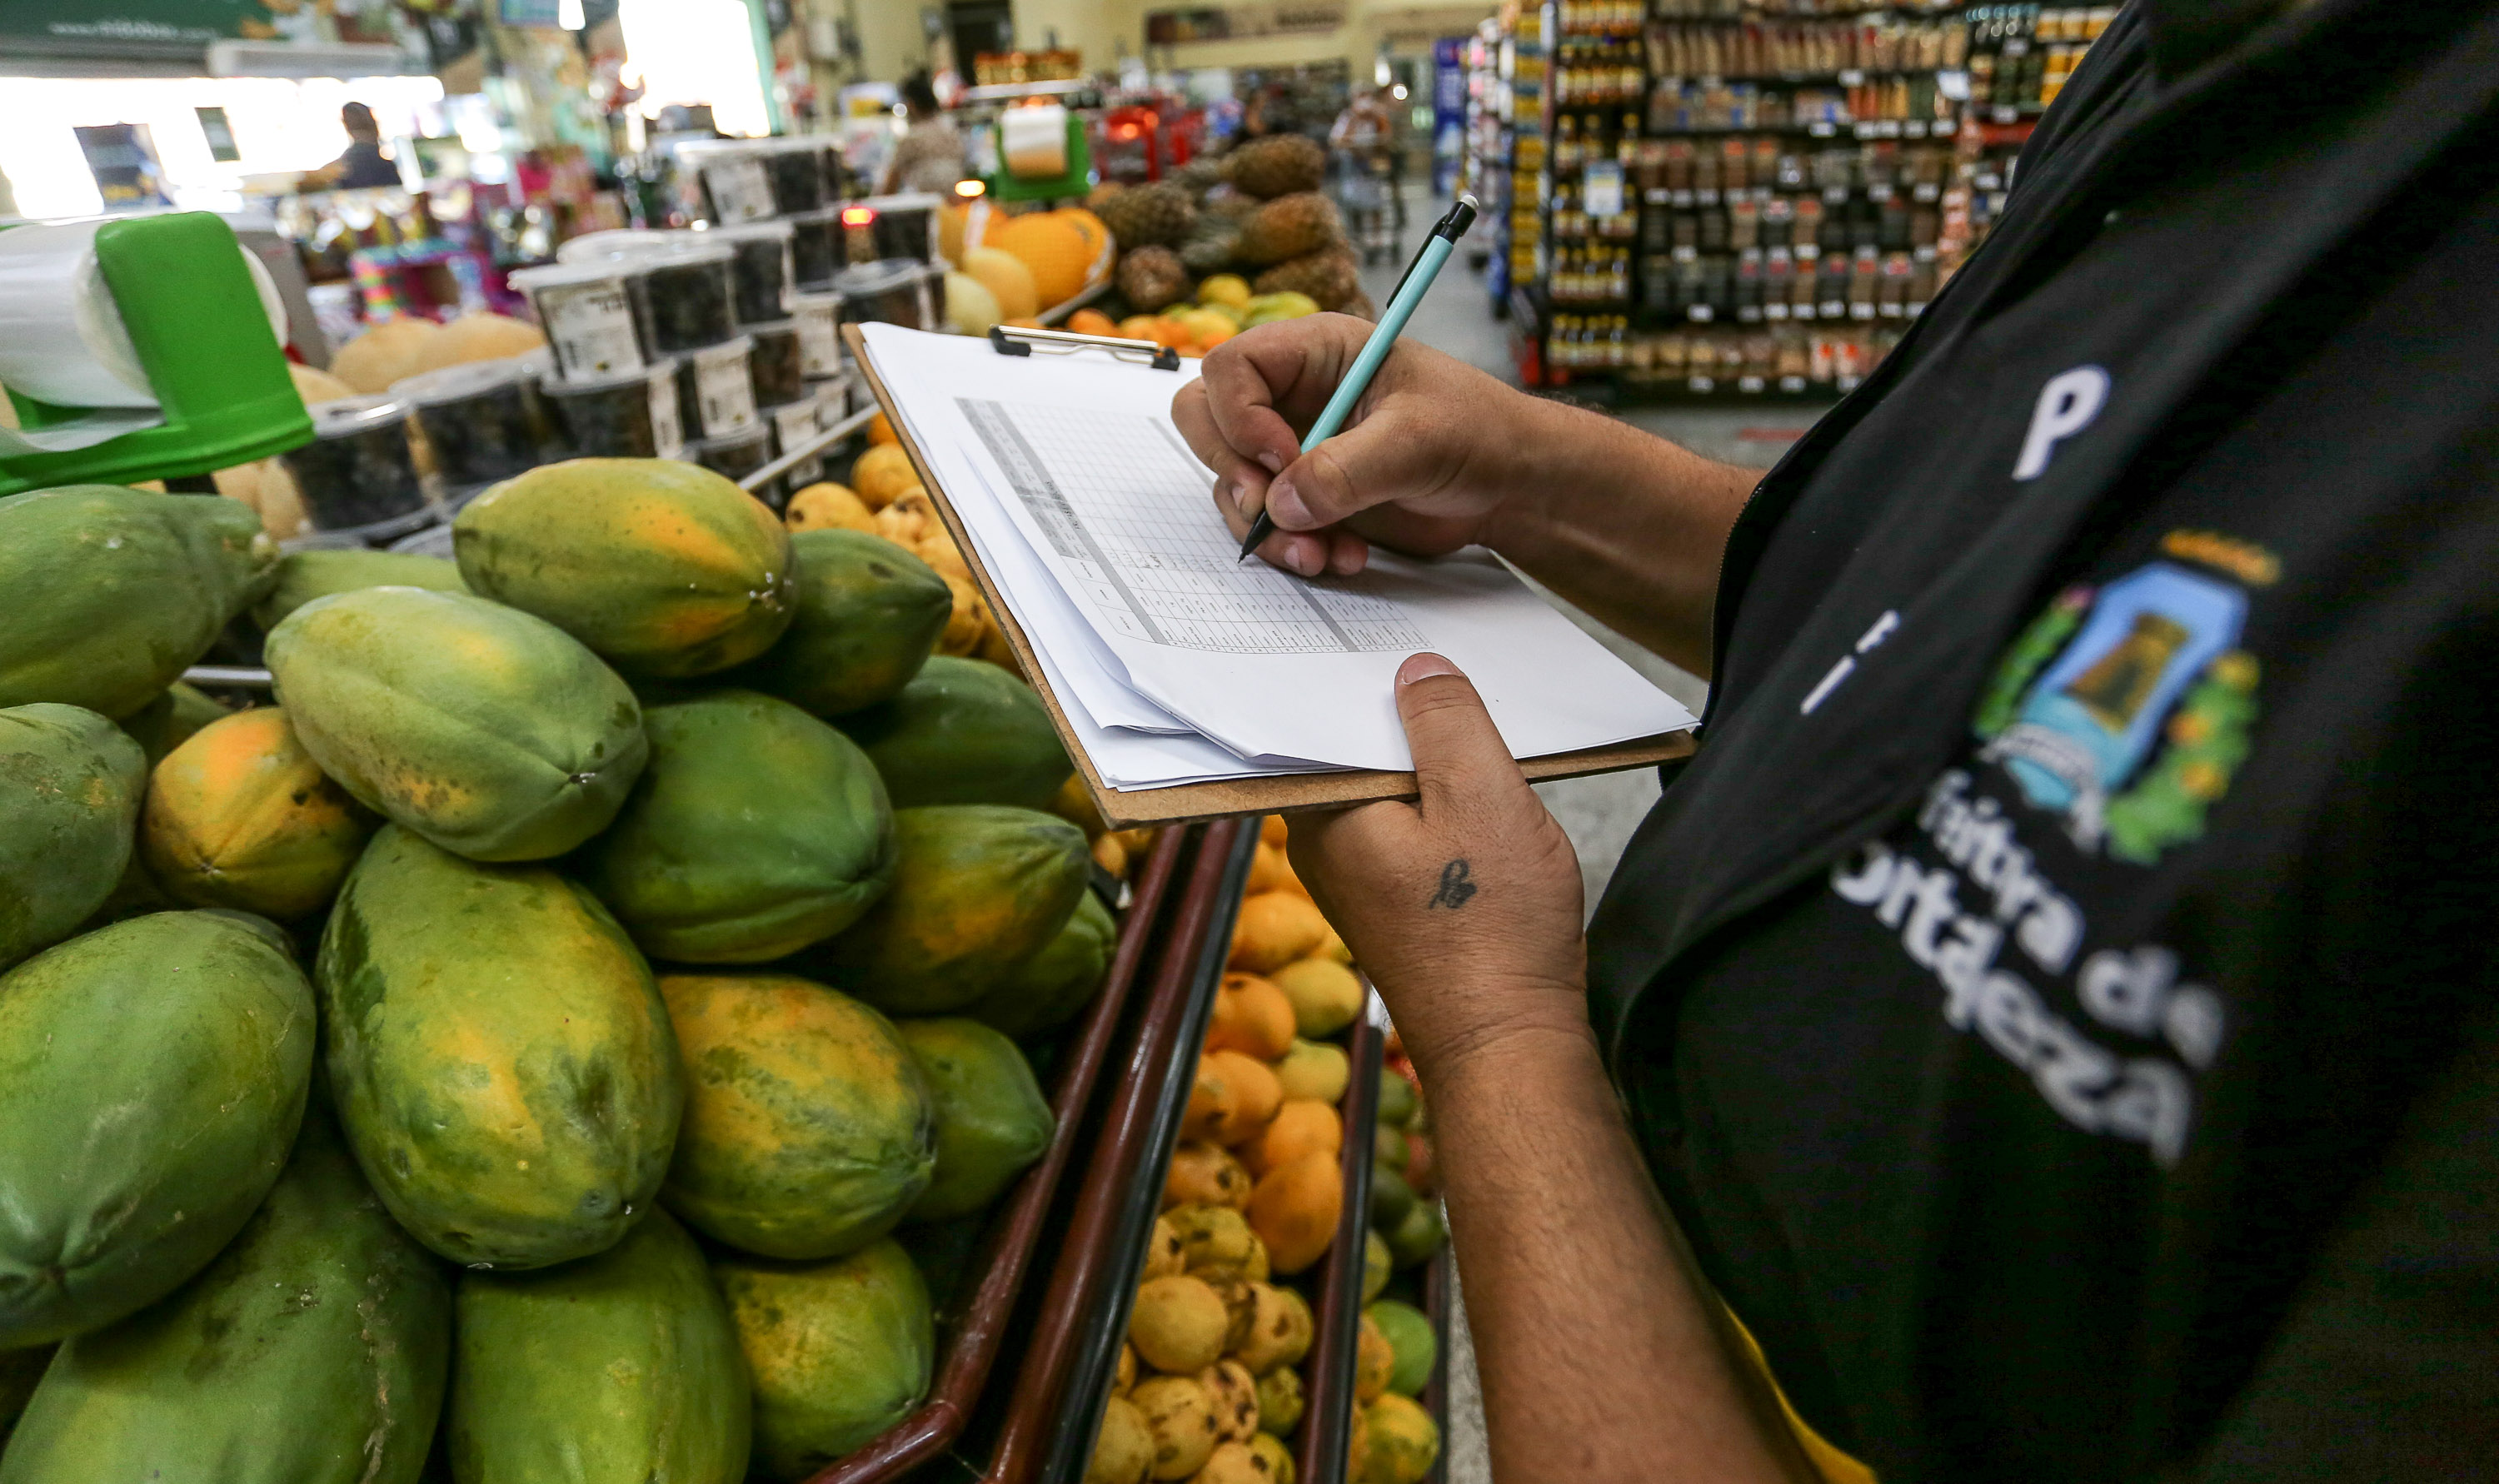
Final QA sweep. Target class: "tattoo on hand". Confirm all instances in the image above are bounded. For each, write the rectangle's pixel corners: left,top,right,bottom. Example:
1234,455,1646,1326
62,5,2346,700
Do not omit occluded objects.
1427,859,1477,909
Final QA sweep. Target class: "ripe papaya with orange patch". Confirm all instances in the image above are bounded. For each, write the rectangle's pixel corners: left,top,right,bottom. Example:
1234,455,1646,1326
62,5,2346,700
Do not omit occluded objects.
317,824,683,1270
141,707,376,920
453,457,796,677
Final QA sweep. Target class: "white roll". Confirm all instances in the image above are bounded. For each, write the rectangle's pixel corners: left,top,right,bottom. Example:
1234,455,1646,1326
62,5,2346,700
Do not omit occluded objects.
1000,104,1070,179
0,219,285,410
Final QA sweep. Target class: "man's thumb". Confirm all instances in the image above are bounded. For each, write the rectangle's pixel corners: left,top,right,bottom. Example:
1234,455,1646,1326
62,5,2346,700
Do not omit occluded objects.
1394,654,1529,819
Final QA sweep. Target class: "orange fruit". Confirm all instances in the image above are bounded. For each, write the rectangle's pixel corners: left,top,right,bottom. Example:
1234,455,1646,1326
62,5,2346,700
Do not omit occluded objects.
1206,974,1296,1061
1066,307,1120,337
848,443,920,508
1242,1099,1342,1178
866,410,897,446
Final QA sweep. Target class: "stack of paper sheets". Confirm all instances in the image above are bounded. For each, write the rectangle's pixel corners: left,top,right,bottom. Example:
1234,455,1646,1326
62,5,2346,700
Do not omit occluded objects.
856,325,1698,792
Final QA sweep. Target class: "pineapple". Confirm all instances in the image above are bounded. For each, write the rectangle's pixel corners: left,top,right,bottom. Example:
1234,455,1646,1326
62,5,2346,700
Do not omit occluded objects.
1253,248,1359,311
1224,135,1326,200
1234,193,1343,266
1115,246,1192,311
1095,182,1197,250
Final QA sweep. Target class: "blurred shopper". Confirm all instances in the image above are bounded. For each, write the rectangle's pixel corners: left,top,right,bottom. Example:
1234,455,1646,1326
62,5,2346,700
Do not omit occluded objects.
302,102,401,191
880,72,965,195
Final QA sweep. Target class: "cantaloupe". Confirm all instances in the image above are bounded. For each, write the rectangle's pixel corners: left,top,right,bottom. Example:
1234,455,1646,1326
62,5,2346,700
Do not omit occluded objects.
329,318,441,394
988,212,1095,310
410,311,544,374
287,362,357,406
959,247,1038,321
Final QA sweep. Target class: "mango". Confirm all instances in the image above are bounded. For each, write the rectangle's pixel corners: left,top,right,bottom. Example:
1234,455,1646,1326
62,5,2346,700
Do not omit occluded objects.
1143,1216,1186,1280
1250,1433,1296,1484
317,825,683,1269
252,547,466,630
117,680,228,765
962,888,1115,1040
838,656,1071,811
266,586,648,861
1129,1375,1218,1480
1200,1358,1260,1443
801,804,1090,1015
897,1018,1054,1223
1366,1299,1437,1397
1228,892,1329,974
0,486,276,718
1362,1392,1441,1484
1165,1141,1253,1211
1384,1199,1446,1269
1087,1394,1155,1484
1270,957,1364,1038
0,703,145,970
718,1240,934,1479
1252,1364,1302,1433
1244,1100,1342,1180
454,458,796,676
140,706,376,919
736,530,952,717
449,1207,749,1484
1273,1038,1350,1105
1362,1230,1391,1303
661,974,935,1259
0,912,314,1346
1130,1274,1228,1373
1207,972,1297,1059
1165,1206,1263,1281
0,1110,449,1484
575,690,895,962
1245,1152,1339,1277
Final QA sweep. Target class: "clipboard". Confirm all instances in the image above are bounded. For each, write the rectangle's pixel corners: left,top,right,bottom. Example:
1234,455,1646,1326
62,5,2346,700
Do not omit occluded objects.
843,322,1696,828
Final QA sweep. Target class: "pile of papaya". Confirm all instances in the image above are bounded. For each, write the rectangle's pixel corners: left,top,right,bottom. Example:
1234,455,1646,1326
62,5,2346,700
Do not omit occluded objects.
1085,817,1443,1484
0,466,1140,1482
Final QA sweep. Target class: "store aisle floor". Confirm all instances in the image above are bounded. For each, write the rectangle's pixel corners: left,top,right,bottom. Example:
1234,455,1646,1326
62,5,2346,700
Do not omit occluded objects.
1341,190,1837,1484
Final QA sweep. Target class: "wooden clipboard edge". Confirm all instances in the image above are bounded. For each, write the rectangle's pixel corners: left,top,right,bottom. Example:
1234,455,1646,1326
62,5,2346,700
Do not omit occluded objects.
843,324,1696,829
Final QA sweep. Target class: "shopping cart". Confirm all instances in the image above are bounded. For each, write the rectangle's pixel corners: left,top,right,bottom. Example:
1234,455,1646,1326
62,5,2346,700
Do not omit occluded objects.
1332,147,1399,264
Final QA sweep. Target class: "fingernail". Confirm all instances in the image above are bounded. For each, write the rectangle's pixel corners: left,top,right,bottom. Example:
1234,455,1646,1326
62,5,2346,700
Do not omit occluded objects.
1398,652,1463,685
1257,451,1284,473
1232,481,1264,518
1268,478,1310,529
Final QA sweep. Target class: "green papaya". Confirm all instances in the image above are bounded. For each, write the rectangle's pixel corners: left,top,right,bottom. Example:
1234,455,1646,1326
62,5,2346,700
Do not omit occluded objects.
1,1109,450,1484
266,586,648,862
659,974,934,1260
0,486,277,718
117,680,229,765
800,805,1090,1015
574,690,895,964
253,547,467,630
318,825,683,1269
0,911,314,1346
837,657,1070,811
896,1018,1054,1223
448,1207,747,1484
1364,1299,1436,1397
736,530,950,717
1382,1200,1444,1270
716,1241,933,1480
961,889,1115,1041
453,458,796,677
0,703,146,970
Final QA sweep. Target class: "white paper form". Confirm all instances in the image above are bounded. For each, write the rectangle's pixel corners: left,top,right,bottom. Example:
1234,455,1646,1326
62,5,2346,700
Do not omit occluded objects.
860,325,1697,774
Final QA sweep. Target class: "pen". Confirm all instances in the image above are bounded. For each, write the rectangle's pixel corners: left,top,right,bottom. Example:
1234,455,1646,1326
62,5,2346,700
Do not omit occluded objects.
1238,192,1479,563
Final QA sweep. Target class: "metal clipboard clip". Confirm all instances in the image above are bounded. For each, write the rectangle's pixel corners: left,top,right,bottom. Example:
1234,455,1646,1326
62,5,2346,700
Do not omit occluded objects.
988,323,1181,371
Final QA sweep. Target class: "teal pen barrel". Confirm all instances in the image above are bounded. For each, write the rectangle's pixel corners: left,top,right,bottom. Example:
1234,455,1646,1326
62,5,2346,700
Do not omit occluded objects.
1299,236,1458,454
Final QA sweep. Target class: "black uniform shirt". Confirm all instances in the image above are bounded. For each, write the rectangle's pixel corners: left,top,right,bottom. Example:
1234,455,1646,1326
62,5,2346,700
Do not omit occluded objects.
1584,2,2499,1479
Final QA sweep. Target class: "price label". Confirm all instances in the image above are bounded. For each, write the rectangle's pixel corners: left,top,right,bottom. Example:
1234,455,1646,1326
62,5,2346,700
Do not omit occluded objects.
1868,183,1893,202
646,371,685,460
1822,298,1848,317
1913,182,1940,202
1907,298,1929,316
794,297,842,377
1993,104,2020,123
688,341,758,436
1584,160,1625,217
1904,120,1928,137
1696,187,1719,205
1765,301,1790,320
1688,304,1714,322
1797,244,1820,260
1879,300,1903,317
1738,375,1767,393
1794,302,1818,319
1672,188,1694,206
1877,121,1902,137
704,157,776,224
2003,37,2031,55
1808,121,1837,137
1779,374,1808,392
1853,121,1876,139
1851,301,1877,320
1688,375,1716,392
1838,68,1866,85
1938,68,1972,101
1738,305,1762,322
1823,186,1849,204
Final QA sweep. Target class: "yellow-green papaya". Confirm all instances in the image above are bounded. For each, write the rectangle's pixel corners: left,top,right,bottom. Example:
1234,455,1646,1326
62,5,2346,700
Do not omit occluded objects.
574,690,895,964
252,547,467,631
896,1018,1054,1223
0,911,314,1346
0,486,276,718
317,825,683,1269
0,703,145,970
798,805,1090,1015
716,1240,933,1480
837,656,1070,811
266,586,647,862
448,1207,747,1484
1361,1393,1440,1484
117,680,229,765
453,458,796,677
660,974,934,1259
141,706,377,919
735,530,951,717
0,1109,449,1484
961,889,1115,1041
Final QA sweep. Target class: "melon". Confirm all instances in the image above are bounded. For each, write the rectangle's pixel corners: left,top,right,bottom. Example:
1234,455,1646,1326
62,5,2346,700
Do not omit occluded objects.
329,318,441,395
945,271,1003,337
988,213,1094,309
958,247,1038,321
410,311,545,375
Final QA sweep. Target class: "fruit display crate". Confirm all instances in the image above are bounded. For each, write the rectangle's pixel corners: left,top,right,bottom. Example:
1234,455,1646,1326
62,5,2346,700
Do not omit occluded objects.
911,816,1263,1483
792,824,1197,1484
